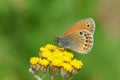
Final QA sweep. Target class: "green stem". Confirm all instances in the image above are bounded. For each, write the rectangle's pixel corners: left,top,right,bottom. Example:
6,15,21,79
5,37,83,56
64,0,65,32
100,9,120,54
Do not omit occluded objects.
34,74,42,80
49,66,56,80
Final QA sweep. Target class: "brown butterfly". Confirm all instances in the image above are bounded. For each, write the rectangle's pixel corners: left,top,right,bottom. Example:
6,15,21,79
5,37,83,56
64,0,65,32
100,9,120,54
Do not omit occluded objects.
56,18,95,54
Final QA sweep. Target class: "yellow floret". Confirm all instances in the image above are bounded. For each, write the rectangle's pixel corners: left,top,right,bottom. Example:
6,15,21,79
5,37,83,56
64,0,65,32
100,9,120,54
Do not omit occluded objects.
30,57,40,65
63,51,74,59
61,51,73,62
45,44,57,50
51,58,63,67
62,63,73,72
70,59,83,69
39,59,49,67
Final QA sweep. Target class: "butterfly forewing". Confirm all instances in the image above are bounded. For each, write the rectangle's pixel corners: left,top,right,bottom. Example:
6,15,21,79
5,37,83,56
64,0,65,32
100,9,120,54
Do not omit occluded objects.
64,18,95,36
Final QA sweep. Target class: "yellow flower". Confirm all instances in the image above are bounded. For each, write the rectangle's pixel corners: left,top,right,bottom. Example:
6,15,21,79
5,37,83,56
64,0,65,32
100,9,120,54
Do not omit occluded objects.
40,44,60,60
30,57,40,65
44,44,57,51
52,50,63,59
51,58,63,67
61,51,73,62
29,44,84,80
39,59,49,67
39,44,83,71
70,59,83,69
41,51,51,59
63,51,74,59
62,63,73,72
40,47,47,52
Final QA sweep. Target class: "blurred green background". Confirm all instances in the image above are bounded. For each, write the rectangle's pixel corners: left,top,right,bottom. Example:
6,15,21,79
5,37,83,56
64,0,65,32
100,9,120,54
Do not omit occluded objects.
0,0,120,80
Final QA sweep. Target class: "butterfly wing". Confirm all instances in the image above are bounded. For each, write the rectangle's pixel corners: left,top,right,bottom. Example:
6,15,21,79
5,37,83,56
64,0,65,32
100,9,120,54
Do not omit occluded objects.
56,18,95,54
63,30,93,54
64,18,95,35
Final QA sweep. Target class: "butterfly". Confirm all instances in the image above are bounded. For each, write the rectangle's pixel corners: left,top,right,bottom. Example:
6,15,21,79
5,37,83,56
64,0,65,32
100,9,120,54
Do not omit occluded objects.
56,18,95,54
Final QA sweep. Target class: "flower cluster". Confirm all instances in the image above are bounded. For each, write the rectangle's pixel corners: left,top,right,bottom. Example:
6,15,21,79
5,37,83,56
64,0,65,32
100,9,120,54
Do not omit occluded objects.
29,44,83,80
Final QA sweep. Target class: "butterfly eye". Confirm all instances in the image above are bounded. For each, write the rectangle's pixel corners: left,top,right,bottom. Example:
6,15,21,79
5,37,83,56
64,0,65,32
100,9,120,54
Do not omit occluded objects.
86,22,90,27
79,31,83,35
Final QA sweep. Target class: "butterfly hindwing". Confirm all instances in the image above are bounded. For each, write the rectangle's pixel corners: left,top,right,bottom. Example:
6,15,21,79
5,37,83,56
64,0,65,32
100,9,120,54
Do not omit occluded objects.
63,30,93,54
